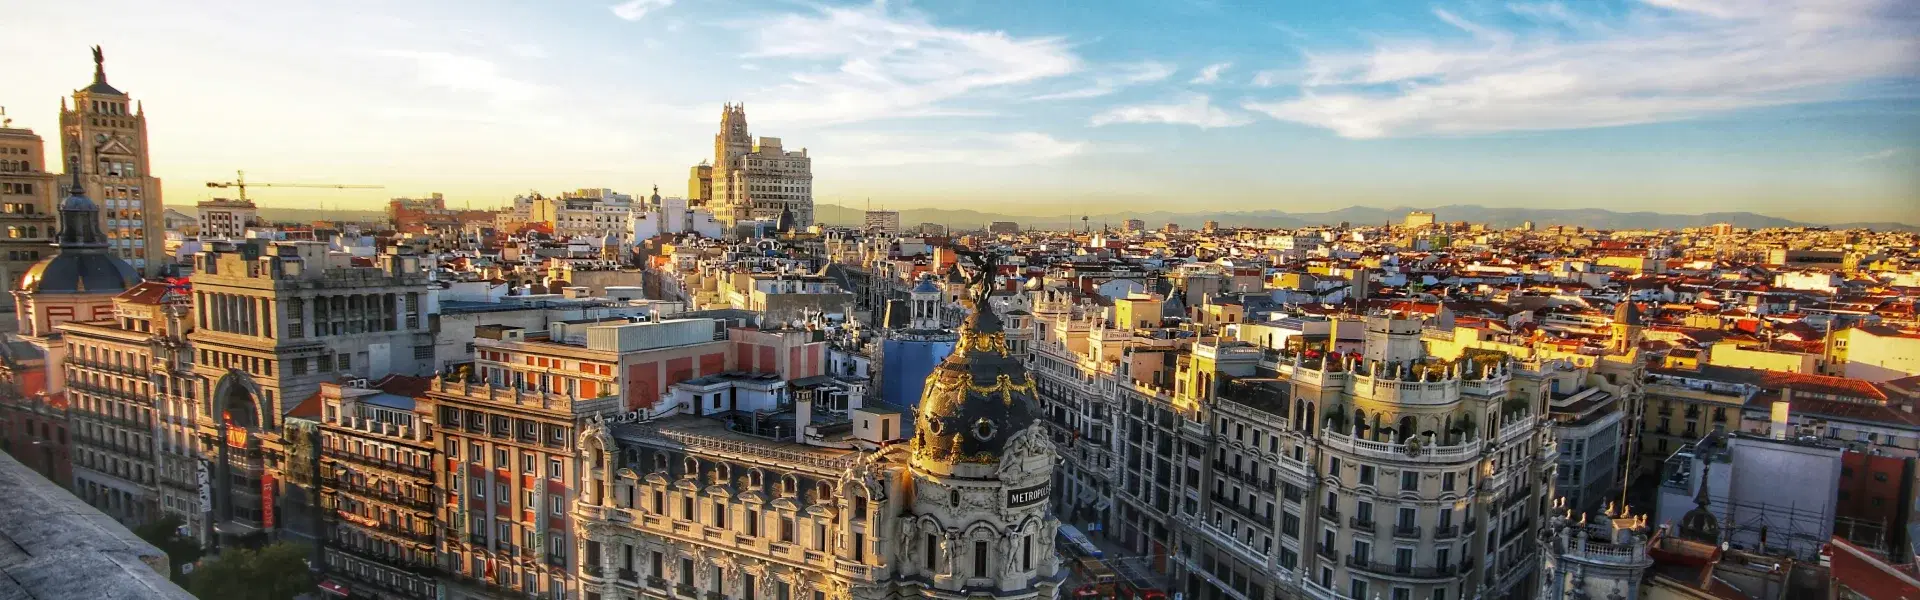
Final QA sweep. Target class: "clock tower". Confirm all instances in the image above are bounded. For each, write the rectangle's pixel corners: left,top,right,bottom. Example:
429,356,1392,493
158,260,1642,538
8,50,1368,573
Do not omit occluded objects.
59,46,163,275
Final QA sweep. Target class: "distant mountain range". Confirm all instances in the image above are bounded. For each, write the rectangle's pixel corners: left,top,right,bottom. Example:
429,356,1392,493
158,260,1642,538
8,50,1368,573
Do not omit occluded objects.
816,203,1920,233
176,203,1916,233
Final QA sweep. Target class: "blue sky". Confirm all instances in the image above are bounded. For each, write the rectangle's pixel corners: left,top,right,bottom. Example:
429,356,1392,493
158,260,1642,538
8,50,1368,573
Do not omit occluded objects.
4,0,1917,223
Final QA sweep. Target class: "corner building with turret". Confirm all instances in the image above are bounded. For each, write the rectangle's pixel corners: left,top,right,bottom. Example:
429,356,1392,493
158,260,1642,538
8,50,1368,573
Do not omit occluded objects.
571,276,1063,600
1028,290,1558,600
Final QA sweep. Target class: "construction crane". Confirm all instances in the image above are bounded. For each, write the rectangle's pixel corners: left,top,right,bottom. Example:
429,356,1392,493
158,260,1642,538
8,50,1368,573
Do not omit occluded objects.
205,170,382,203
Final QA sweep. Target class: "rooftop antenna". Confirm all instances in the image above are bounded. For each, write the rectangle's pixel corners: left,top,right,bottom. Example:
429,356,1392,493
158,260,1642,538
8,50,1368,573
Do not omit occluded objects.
0,106,10,128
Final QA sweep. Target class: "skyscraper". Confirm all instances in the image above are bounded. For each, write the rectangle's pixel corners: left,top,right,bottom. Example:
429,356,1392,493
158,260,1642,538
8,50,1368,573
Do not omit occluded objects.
58,47,164,275
706,104,813,235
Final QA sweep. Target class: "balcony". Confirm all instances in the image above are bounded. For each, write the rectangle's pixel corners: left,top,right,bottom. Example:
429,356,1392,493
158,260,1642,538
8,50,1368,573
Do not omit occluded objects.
1434,525,1459,539
1391,525,1421,540
1316,544,1338,561
1319,507,1340,522
322,476,435,513
618,568,639,583
584,564,604,578
1347,558,1459,580
1501,523,1532,544
676,584,698,597
1463,519,1478,533
1349,517,1375,533
327,452,434,478
648,576,668,589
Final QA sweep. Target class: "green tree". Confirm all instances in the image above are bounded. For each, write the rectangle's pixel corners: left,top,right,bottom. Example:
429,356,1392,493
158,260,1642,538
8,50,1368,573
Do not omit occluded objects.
187,541,314,600
131,515,204,582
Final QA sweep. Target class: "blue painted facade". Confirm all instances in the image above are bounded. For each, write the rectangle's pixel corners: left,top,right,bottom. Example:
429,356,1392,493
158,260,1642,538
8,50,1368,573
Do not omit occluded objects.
879,337,957,408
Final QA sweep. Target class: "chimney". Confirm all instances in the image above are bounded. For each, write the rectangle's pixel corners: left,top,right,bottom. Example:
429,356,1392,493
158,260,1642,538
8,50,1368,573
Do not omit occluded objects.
1771,396,1791,440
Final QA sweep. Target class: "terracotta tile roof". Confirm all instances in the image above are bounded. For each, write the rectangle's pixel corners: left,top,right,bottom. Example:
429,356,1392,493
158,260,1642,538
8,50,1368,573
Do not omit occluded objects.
285,390,324,419
1761,370,1888,402
114,281,172,305
1750,393,1920,427
1828,536,1920,599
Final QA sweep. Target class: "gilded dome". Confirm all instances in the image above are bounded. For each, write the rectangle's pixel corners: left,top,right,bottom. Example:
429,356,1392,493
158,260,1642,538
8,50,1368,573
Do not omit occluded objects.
912,255,1036,466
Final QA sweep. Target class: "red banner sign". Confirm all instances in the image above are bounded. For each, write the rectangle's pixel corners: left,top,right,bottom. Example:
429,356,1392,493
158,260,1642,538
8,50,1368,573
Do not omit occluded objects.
261,473,276,530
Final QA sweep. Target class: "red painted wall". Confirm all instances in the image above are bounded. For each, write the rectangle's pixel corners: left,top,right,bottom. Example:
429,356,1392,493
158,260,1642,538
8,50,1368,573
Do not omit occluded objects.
626,362,659,410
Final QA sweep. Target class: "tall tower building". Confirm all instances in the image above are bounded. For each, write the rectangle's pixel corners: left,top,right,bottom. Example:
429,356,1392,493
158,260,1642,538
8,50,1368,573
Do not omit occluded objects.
0,121,60,307
706,104,813,235
58,46,164,275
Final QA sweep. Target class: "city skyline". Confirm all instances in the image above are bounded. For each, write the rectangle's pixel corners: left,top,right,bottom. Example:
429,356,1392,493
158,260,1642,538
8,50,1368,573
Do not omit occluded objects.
3,0,1916,224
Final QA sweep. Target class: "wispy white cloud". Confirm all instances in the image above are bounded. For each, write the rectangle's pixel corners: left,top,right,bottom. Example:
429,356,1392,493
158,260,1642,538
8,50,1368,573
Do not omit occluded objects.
1190,62,1232,85
1431,8,1513,44
1244,0,1920,139
1031,61,1174,101
380,50,544,108
1853,148,1902,162
740,1,1080,124
611,0,674,22
821,132,1088,167
1091,94,1250,129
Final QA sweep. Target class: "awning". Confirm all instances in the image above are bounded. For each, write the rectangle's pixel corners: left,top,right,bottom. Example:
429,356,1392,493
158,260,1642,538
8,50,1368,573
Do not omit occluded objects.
317,580,351,597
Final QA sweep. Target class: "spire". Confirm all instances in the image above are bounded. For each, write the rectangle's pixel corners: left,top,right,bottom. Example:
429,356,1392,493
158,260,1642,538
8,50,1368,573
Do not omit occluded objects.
1692,461,1711,509
56,155,104,247
92,45,107,85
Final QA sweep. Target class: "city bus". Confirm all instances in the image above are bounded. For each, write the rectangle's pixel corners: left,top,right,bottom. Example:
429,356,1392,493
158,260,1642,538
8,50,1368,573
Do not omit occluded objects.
1058,524,1102,558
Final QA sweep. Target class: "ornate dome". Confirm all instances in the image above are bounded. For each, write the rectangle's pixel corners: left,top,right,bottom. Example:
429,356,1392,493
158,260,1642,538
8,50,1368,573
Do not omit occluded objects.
1676,463,1720,543
911,275,941,295
912,255,1036,466
20,167,138,295
775,205,797,233
1614,300,1645,327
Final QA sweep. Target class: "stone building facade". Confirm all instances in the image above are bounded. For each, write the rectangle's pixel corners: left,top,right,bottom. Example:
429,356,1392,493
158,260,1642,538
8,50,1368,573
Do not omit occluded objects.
0,124,58,305
186,239,431,542
704,105,813,234
1029,291,1558,600
316,378,443,600
58,47,164,274
571,267,1062,600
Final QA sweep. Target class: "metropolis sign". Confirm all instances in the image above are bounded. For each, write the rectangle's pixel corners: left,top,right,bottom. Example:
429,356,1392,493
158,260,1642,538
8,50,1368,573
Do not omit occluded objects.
1007,483,1050,508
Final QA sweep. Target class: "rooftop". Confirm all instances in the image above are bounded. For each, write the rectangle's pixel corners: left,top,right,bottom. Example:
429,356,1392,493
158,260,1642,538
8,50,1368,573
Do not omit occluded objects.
0,451,193,599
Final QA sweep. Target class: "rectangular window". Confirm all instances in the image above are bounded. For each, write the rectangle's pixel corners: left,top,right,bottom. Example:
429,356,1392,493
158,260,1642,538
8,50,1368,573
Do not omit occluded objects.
712,501,727,528
746,509,759,537
1359,465,1375,486
1442,472,1456,492
974,540,989,577
1401,470,1417,491
925,534,937,570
